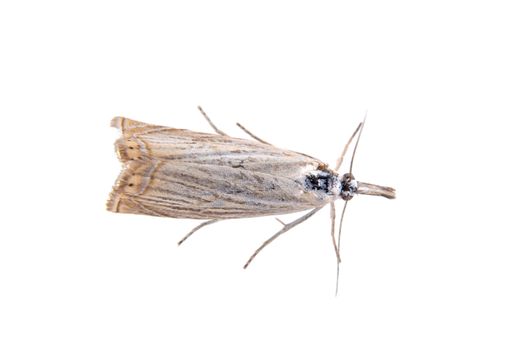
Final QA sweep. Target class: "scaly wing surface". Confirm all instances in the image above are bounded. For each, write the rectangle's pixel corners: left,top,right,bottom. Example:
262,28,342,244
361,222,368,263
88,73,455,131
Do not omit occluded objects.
108,160,327,219
111,117,326,178
108,118,332,219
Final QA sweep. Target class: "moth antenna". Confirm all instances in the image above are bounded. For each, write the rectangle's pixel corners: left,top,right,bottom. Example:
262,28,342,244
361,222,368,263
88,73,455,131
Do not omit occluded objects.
335,122,363,172
197,106,229,136
244,207,322,269
335,201,349,296
178,219,220,245
348,110,367,175
334,111,367,294
330,202,341,263
236,122,272,145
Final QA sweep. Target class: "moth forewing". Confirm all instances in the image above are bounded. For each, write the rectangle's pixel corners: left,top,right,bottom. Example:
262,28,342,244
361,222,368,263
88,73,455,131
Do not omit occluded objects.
111,116,326,177
108,160,331,219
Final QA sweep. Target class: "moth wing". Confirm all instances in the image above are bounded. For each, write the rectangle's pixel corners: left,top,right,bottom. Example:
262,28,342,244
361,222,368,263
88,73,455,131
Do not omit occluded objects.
107,160,330,219
111,117,327,178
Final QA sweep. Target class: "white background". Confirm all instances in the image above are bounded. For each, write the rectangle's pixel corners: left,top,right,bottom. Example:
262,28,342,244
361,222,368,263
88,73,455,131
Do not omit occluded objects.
1,1,524,349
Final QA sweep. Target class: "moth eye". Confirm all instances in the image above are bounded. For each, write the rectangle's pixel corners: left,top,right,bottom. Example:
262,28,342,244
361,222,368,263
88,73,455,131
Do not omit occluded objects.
128,183,134,187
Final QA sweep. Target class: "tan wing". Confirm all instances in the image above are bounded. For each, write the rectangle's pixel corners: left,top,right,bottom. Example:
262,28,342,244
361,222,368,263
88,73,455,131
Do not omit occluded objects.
111,117,327,178
107,160,330,219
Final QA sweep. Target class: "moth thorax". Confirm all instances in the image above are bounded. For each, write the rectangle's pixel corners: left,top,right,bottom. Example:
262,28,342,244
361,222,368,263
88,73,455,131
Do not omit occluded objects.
304,169,341,196
340,173,358,201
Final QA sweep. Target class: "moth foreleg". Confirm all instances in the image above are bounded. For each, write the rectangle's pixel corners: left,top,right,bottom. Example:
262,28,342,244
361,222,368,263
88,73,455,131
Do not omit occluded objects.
243,207,323,269
178,219,221,246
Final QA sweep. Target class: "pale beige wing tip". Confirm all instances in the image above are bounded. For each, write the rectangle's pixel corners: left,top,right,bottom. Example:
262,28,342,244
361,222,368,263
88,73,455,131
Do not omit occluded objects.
106,164,127,213
107,160,159,214
111,117,154,134
111,117,125,130
106,190,121,212
108,117,125,212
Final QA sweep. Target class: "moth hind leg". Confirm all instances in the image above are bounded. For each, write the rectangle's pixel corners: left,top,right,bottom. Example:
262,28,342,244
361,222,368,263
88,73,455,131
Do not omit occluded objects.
197,106,228,136
197,106,272,145
178,219,222,245
235,122,272,145
244,207,322,269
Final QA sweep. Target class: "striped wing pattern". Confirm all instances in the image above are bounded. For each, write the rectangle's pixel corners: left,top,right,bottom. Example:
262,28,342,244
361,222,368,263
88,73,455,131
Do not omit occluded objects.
108,117,330,219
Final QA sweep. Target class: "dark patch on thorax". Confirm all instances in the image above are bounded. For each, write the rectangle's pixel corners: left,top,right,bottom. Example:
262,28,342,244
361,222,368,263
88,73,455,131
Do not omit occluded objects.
304,170,338,194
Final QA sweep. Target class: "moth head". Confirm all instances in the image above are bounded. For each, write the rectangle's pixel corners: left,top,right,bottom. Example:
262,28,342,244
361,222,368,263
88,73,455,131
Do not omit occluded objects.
340,173,358,201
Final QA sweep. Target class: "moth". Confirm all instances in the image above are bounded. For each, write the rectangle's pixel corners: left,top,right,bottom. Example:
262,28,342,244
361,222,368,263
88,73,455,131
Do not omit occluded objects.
107,107,395,285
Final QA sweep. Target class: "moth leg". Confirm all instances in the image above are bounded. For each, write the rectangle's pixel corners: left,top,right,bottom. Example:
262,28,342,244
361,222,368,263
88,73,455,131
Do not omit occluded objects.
197,106,229,136
334,122,362,171
236,123,272,145
178,219,220,245
243,207,322,269
275,218,286,226
330,202,341,263
335,201,350,296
